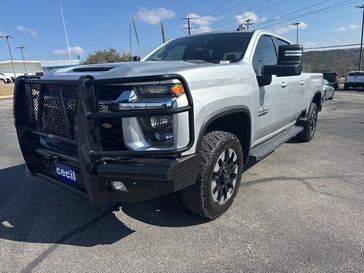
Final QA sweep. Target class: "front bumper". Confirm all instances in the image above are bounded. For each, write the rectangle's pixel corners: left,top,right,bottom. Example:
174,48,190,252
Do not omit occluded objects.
346,82,364,88
28,146,198,204
14,75,198,205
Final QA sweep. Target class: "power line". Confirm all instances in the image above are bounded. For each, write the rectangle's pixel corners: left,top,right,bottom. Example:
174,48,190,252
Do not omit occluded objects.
214,0,289,29
211,0,274,28
254,0,332,28
206,0,253,19
204,0,240,17
304,43,360,50
255,0,357,29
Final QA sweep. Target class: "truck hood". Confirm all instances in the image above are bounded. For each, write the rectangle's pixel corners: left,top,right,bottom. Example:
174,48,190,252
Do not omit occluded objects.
42,61,214,80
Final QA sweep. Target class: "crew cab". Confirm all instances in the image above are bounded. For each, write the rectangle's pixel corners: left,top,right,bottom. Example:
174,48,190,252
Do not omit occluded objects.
14,30,323,219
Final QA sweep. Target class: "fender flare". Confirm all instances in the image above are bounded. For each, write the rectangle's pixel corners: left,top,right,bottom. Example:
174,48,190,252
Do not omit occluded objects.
196,106,252,154
310,91,322,112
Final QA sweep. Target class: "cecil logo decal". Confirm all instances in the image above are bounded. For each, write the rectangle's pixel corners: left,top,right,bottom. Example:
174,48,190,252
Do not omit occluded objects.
56,163,77,185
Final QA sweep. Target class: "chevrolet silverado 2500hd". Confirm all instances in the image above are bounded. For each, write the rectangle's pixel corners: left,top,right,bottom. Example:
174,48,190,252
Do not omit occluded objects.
14,30,323,219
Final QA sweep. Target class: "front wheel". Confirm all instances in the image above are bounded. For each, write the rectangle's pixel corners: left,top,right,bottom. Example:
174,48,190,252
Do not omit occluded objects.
297,103,318,142
180,131,243,219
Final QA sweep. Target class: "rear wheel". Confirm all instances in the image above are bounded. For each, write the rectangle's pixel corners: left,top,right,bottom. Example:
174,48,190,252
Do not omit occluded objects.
344,84,349,90
180,131,243,219
297,103,318,142
0,79,5,85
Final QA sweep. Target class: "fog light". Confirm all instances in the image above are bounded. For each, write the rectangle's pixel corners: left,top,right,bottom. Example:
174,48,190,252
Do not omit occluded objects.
111,181,128,192
138,115,173,147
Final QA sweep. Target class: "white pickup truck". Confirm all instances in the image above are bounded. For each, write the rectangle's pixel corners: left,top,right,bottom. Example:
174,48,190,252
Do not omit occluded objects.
14,30,323,219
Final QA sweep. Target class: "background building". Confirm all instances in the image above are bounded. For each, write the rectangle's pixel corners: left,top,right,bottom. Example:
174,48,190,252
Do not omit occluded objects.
0,60,43,78
0,59,81,78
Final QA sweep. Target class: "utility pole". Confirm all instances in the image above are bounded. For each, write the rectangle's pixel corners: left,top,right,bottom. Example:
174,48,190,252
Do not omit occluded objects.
16,46,28,75
0,35,16,79
244,19,253,29
356,5,364,71
129,20,132,61
60,4,72,60
181,17,198,35
291,22,300,44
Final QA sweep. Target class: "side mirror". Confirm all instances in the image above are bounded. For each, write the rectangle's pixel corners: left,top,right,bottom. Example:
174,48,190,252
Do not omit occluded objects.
262,44,303,77
133,56,141,62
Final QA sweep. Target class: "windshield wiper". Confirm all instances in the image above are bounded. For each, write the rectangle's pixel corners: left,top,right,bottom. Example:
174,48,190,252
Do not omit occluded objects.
183,59,211,64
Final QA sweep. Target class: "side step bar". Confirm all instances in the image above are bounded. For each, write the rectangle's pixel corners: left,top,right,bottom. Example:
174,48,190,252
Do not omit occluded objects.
249,126,303,162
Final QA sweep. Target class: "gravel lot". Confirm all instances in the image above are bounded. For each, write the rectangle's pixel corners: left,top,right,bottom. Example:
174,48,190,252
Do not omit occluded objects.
0,91,363,273
0,84,14,97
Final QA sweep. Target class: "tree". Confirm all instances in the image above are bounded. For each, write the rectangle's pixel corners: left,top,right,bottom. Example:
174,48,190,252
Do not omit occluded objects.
83,48,131,64
332,58,355,78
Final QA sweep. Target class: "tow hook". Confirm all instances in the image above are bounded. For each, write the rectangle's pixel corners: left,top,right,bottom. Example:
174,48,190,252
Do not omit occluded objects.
42,155,58,168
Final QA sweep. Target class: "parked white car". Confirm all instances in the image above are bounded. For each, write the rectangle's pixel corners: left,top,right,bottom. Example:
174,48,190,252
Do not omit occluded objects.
0,73,12,84
345,71,364,90
322,79,335,100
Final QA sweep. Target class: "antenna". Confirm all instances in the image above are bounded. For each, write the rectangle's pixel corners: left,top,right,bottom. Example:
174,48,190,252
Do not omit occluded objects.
60,4,72,60
161,20,166,43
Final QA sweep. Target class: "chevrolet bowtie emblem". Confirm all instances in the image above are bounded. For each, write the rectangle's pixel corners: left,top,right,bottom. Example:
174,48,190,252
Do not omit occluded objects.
101,123,113,129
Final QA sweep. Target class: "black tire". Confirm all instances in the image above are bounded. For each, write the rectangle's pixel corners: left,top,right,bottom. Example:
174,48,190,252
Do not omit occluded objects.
180,131,243,220
297,103,318,142
344,84,349,90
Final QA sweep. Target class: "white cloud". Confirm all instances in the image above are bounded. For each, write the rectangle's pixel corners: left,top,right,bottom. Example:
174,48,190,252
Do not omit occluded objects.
235,11,267,26
0,31,7,36
274,22,308,35
185,13,218,33
16,25,38,38
52,46,85,56
303,42,316,48
136,7,176,25
334,24,360,32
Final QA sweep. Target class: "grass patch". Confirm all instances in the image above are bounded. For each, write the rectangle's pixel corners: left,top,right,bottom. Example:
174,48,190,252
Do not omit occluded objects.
0,84,14,97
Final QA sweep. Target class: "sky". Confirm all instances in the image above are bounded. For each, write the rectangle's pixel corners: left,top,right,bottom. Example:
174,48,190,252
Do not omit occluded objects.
0,0,362,61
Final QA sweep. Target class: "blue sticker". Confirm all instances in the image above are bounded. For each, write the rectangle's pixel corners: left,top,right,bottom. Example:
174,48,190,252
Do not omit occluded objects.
56,163,77,185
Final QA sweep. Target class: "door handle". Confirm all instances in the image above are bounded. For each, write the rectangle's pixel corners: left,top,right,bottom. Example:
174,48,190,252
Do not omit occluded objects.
300,80,306,85
281,82,288,88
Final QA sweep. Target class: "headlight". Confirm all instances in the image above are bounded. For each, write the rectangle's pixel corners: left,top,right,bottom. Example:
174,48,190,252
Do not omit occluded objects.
138,115,173,147
134,84,184,98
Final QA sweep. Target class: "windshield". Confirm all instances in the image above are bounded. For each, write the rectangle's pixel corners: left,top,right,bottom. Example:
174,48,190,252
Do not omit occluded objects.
348,72,364,76
323,73,337,81
145,32,253,64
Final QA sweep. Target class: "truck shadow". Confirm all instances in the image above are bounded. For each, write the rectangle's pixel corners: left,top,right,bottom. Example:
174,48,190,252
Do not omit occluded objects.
0,164,207,248
120,193,209,227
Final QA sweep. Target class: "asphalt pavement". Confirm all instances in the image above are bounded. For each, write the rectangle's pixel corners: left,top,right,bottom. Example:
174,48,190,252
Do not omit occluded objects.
0,91,363,273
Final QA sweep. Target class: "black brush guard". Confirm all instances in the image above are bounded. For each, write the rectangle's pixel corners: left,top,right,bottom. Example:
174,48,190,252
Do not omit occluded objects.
13,75,198,205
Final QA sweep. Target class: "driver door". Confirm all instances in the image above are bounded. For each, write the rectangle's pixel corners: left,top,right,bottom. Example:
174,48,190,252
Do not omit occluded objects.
253,35,290,142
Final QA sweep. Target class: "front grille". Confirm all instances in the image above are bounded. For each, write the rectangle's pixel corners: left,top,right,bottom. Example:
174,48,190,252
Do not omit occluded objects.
24,83,79,141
